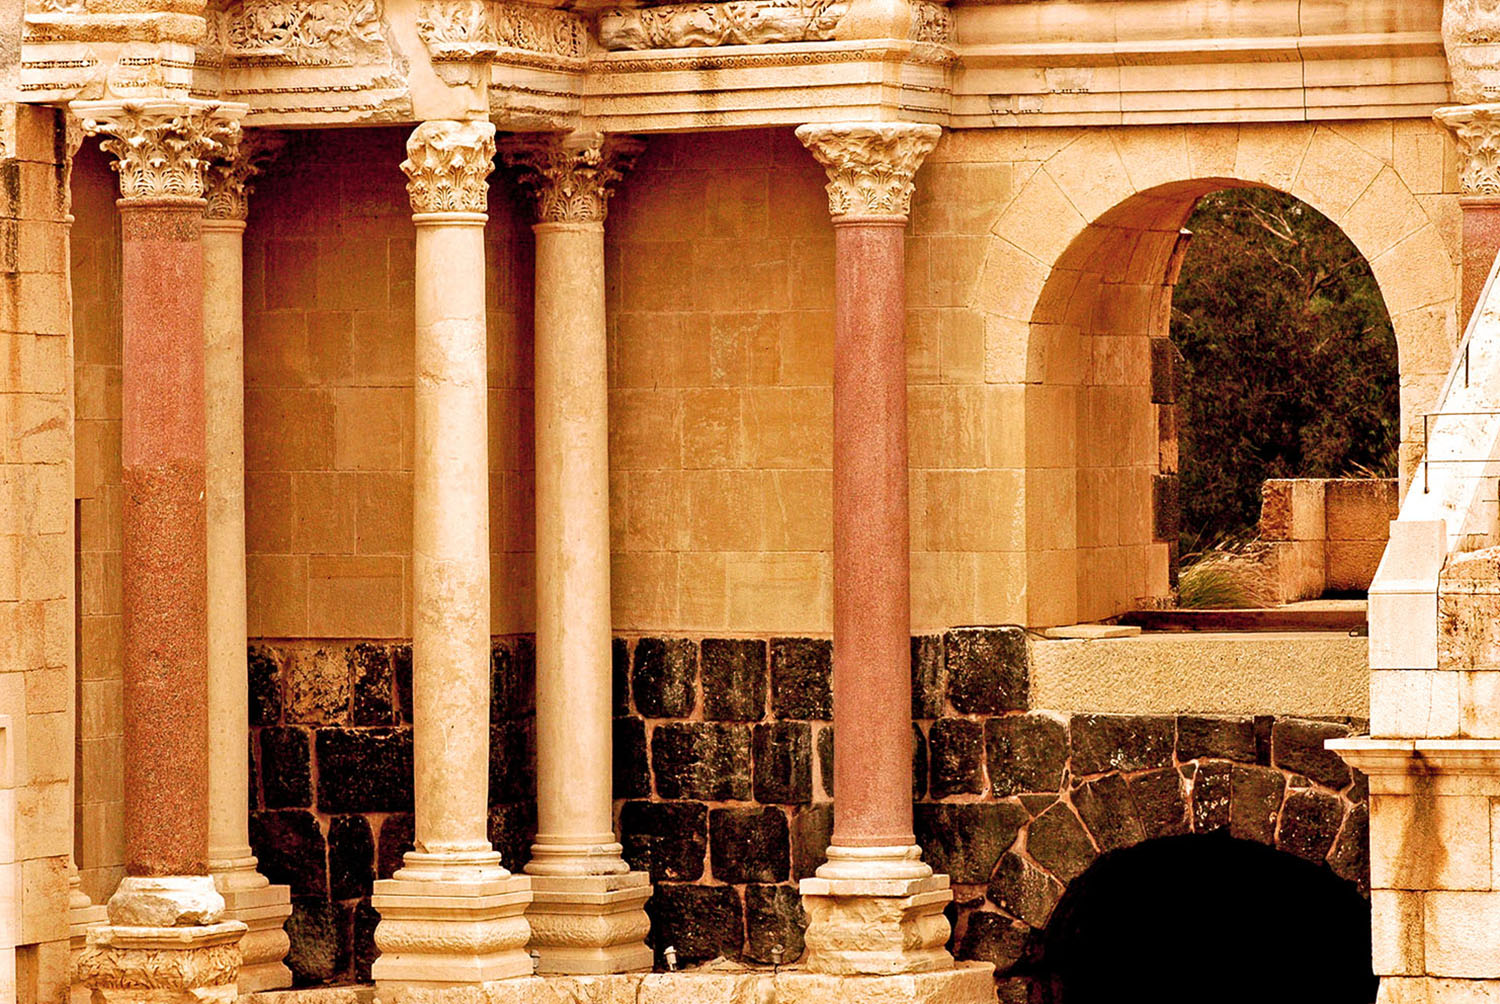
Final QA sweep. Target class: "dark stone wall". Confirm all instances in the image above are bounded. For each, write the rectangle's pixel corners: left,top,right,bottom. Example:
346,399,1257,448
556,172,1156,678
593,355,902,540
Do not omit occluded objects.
248,628,1369,993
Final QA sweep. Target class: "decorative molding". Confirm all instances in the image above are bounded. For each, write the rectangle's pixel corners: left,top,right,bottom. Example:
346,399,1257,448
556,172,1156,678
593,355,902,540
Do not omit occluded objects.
1437,103,1500,196
597,0,848,51
74,920,246,999
417,0,498,60
499,132,644,224
401,119,497,214
75,99,247,201
204,128,287,220
222,0,389,66
1444,0,1500,104
491,2,588,60
911,1,952,46
794,121,940,219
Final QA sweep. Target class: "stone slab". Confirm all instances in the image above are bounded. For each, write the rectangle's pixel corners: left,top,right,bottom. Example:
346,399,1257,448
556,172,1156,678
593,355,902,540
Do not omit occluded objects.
775,963,996,1004
1040,624,1141,640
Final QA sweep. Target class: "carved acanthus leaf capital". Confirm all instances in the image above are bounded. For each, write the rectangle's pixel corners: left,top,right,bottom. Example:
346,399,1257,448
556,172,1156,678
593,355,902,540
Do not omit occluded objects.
205,129,288,220
1437,104,1500,197
74,100,247,202
401,119,497,215
499,132,645,224
795,122,941,219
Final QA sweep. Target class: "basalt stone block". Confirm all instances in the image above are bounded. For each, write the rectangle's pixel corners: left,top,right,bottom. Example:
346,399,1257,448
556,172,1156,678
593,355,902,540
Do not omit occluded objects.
1272,719,1352,790
702,638,768,721
1278,789,1344,864
285,896,347,985
314,727,414,814
911,635,946,719
945,627,1028,714
1150,337,1179,405
632,638,698,718
745,884,806,965
392,643,413,725
930,718,986,798
913,722,929,800
987,715,1068,796
1025,803,1096,884
487,802,537,873
1128,768,1187,839
987,852,1064,930
816,724,833,797
916,802,1028,884
490,638,537,722
753,722,812,804
959,912,1030,972
1153,475,1180,541
653,722,752,801
770,638,832,720
488,718,536,804
1191,760,1232,833
328,814,375,901
1072,774,1144,852
250,809,328,897
711,807,790,884
352,899,380,982
376,813,413,880
613,637,630,717
646,883,744,965
249,646,283,726
1254,715,1273,765
1329,802,1370,893
1177,716,1256,764
614,716,651,799
1229,765,1286,845
1070,714,1173,775
791,803,833,880
348,643,395,725
259,726,313,809
286,647,350,725
621,800,708,883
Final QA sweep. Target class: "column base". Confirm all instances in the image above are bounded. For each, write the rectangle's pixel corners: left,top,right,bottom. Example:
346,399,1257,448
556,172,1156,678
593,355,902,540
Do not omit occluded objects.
775,963,996,1004
526,871,652,975
798,872,954,976
371,869,533,994
214,870,293,992
75,920,248,1004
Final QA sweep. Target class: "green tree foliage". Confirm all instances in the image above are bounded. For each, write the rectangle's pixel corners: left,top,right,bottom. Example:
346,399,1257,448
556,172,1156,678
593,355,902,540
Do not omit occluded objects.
1169,187,1400,552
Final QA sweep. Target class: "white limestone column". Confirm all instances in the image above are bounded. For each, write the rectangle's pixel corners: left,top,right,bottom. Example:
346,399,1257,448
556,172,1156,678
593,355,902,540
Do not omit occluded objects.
499,132,650,975
201,132,292,993
370,119,533,997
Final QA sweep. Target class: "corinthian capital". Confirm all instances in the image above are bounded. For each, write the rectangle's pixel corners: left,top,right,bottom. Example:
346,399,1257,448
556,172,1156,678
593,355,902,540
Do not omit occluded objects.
795,122,942,219
498,132,645,224
401,120,498,215
1436,104,1500,197
74,100,247,202
204,129,288,221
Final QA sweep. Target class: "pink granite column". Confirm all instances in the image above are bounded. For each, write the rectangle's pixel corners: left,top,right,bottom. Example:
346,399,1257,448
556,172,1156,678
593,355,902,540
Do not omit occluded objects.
1437,106,1500,325
1463,197,1500,324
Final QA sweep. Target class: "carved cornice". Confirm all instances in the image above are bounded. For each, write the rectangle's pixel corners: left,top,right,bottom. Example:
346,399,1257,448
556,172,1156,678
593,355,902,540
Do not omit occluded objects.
220,0,389,66
75,99,247,201
204,128,286,219
401,119,497,215
597,0,848,50
1437,103,1500,196
794,121,940,219
499,132,644,224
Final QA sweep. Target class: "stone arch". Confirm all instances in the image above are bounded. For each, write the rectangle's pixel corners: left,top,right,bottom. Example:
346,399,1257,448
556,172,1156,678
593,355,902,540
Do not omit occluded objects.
970,123,1456,626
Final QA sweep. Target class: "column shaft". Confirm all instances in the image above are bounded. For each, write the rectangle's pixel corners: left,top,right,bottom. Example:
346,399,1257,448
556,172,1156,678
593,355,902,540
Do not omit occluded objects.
1463,197,1500,325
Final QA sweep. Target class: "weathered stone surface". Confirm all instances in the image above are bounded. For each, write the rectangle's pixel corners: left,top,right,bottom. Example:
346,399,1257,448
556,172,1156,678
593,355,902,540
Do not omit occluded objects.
314,727,413,813
250,810,328,896
816,724,833,798
754,722,812,804
1254,715,1273,765
711,807,790,884
348,642,395,725
1072,774,1145,852
987,714,1068,797
1150,336,1179,404
702,638,768,721
487,802,537,874
1025,803,1097,883
621,800,709,882
259,725,312,809
916,802,1028,883
615,716,651,799
987,852,1063,929
1191,760,1232,832
1019,794,1058,816
352,899,379,982
327,814,374,900
1177,716,1256,764
392,643,413,724
488,718,536,803
1127,768,1187,839
911,635,946,719
791,803,833,880
286,647,350,725
249,645,283,726
1271,719,1352,790
285,897,348,984
613,636,631,717
1070,715,1173,774
928,719,985,798
633,638,699,718
646,883,744,966
652,722,752,801
1153,475,1180,541
945,627,1028,714
1228,765,1286,845
745,884,806,965
490,636,537,721
958,912,1030,972
913,722,929,800
1278,788,1344,863
771,638,832,720
376,813,414,880
1328,802,1370,893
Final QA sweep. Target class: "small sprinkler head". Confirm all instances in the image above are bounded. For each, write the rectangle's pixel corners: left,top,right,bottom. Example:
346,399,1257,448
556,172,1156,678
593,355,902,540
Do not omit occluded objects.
771,944,784,971
664,945,679,972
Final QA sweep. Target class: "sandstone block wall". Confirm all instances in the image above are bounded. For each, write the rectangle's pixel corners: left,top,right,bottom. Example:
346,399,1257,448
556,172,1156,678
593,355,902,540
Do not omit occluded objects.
1260,478,1400,601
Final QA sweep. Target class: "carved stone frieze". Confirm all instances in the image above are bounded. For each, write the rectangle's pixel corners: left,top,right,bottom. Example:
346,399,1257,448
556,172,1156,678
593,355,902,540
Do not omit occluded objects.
1437,104,1500,196
401,119,497,215
222,0,388,65
75,99,247,201
204,128,287,220
794,121,941,219
74,919,246,1004
597,0,848,51
491,2,588,60
417,0,497,60
911,1,951,45
499,132,644,224
1445,0,1500,104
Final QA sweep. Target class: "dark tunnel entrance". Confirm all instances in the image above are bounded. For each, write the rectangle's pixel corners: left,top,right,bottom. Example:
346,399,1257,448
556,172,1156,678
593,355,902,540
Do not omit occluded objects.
1033,832,1377,1004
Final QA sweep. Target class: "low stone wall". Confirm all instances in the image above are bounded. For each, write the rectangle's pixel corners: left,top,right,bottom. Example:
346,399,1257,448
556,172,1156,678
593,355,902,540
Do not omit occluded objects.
1259,478,1398,600
245,629,1370,995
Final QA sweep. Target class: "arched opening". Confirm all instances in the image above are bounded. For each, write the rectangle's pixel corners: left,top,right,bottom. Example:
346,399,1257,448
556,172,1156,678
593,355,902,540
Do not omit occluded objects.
1033,832,1376,1004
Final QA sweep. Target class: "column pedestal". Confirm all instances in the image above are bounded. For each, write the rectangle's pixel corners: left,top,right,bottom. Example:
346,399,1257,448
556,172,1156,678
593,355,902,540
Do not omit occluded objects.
525,873,652,975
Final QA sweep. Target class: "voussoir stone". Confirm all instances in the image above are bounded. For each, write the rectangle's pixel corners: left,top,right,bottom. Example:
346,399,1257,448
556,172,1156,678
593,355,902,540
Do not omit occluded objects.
1176,715,1257,764
916,801,1028,884
987,852,1064,929
1271,719,1353,790
1071,773,1145,852
1025,802,1097,884
1069,714,1173,775
1277,788,1345,863
1228,764,1286,845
